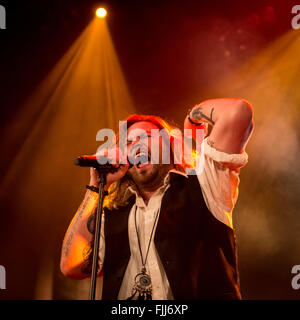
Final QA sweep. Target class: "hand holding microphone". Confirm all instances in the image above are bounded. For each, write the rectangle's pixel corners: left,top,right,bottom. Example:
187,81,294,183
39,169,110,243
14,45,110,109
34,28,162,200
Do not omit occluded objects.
75,143,150,189
77,148,130,190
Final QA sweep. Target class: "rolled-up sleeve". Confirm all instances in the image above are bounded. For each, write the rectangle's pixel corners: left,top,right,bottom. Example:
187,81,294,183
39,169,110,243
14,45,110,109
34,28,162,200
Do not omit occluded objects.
197,138,248,228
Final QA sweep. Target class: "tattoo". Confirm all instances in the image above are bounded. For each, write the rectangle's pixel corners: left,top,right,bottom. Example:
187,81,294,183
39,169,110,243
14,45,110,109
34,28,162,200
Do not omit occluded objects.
80,239,101,275
81,241,93,274
87,211,96,235
77,192,92,219
62,193,92,257
191,107,215,125
82,208,103,273
81,261,93,274
62,230,73,256
207,139,215,148
82,243,93,261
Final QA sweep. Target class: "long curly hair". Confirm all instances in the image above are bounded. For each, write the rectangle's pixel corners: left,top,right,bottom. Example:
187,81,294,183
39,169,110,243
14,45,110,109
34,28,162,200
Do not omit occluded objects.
104,114,188,210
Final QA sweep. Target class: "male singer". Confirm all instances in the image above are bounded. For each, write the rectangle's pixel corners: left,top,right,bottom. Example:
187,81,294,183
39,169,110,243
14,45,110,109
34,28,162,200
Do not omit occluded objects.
60,98,253,299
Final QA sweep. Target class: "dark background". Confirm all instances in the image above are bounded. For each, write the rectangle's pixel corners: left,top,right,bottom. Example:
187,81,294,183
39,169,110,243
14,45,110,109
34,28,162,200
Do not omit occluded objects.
0,0,294,122
0,0,300,299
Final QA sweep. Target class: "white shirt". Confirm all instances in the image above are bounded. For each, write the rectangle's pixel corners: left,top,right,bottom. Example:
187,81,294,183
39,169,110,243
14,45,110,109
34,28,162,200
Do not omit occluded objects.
99,138,248,299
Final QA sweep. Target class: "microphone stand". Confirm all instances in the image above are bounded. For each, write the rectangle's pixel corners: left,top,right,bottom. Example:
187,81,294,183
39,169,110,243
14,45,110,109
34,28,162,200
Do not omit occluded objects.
89,166,110,300
74,156,129,299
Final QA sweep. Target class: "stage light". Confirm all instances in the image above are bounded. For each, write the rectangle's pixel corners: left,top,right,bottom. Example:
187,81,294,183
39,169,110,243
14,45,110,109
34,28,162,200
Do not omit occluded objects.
96,8,107,18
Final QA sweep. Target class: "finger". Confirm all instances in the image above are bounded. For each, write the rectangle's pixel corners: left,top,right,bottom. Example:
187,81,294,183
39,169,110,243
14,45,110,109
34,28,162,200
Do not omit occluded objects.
96,147,108,157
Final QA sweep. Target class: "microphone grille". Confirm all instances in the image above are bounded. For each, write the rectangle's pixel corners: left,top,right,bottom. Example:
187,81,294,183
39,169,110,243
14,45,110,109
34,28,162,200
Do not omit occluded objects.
74,157,82,166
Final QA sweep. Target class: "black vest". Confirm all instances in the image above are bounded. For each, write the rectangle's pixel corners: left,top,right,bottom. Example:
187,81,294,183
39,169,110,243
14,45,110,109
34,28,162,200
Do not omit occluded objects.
102,173,241,300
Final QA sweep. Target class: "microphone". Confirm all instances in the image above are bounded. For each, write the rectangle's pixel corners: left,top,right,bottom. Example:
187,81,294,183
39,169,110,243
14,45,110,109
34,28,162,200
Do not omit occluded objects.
74,155,111,167
74,156,126,173
74,154,149,171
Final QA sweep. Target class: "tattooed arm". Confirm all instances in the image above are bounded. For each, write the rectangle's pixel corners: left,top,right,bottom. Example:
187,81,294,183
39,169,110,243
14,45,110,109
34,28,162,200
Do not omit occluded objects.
184,98,253,153
60,152,129,279
60,190,101,279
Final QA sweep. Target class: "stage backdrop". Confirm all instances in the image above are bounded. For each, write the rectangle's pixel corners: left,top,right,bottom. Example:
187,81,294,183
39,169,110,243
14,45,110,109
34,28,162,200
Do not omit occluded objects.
0,0,299,299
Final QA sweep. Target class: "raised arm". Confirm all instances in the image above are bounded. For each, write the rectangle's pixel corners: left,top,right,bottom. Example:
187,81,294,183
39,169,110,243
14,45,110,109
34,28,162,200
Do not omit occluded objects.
184,98,254,154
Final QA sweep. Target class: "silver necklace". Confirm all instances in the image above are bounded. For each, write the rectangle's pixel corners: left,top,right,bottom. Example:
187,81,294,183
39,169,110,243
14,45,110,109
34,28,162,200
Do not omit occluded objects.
127,205,160,300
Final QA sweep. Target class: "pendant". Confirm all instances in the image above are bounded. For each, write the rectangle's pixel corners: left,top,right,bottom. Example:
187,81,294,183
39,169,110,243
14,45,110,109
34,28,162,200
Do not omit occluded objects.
128,268,152,300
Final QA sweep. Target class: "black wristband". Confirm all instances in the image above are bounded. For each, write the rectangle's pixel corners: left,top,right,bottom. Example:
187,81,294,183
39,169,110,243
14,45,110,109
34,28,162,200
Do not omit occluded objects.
86,185,99,193
86,185,109,196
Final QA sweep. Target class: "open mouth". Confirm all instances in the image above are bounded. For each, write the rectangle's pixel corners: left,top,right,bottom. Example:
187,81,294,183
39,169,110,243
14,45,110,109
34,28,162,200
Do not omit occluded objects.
135,151,151,169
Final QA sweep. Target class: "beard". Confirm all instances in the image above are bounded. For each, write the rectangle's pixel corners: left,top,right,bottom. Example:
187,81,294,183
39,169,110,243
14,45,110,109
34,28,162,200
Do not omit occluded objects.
128,163,161,187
